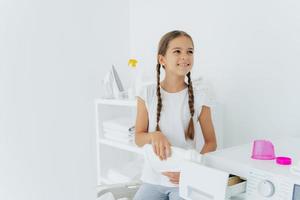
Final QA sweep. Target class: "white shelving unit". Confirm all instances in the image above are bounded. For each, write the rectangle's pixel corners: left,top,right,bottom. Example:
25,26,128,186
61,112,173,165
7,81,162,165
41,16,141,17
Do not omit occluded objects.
98,138,143,155
95,98,143,186
95,98,136,107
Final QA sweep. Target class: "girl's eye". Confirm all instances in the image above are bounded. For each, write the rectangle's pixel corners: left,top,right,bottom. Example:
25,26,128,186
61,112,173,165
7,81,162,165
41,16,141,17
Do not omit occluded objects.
174,50,181,54
188,50,194,54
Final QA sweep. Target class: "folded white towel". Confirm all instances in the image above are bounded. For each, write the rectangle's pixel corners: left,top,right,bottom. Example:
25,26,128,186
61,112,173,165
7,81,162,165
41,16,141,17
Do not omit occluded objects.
103,128,134,137
107,169,131,183
102,118,134,133
104,134,133,143
143,144,202,173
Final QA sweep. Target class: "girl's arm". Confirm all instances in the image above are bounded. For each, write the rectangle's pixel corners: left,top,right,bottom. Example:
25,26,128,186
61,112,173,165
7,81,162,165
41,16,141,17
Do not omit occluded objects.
199,106,217,154
135,97,171,160
135,97,152,146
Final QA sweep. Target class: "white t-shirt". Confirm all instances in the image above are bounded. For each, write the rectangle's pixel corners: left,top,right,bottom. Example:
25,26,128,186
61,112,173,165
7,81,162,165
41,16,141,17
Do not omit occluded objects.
136,83,213,187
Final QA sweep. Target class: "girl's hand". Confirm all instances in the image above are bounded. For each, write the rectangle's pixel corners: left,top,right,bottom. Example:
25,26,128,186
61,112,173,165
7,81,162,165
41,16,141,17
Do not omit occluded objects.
150,131,171,160
162,172,180,184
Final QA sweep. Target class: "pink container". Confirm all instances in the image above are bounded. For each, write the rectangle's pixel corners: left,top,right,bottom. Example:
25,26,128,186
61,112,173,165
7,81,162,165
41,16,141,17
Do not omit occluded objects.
251,140,276,160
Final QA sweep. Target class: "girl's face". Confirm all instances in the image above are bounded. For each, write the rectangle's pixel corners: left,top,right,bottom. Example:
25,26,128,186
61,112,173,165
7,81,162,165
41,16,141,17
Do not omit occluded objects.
159,36,194,77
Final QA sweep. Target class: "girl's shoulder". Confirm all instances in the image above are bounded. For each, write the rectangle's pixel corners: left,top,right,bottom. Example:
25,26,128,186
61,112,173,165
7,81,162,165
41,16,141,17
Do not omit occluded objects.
136,82,156,102
192,78,215,108
192,76,215,94
193,83,209,95
192,79,209,95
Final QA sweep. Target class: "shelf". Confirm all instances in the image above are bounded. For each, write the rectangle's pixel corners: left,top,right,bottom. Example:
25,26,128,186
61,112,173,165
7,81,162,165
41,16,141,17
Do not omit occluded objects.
95,97,140,188
95,98,136,107
99,138,143,155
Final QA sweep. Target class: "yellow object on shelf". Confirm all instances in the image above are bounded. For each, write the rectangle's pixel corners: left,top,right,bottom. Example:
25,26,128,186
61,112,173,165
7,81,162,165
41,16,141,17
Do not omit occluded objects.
128,59,138,68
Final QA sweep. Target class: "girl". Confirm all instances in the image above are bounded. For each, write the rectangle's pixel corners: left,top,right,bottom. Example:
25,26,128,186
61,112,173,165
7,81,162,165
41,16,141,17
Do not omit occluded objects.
133,30,217,200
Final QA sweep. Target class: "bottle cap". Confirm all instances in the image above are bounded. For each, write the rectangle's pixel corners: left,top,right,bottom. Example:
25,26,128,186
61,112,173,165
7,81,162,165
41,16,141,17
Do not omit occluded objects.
276,156,292,165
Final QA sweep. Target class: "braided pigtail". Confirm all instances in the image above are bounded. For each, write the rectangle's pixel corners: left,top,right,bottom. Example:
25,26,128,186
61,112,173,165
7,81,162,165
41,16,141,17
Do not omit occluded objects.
156,64,162,131
186,72,195,140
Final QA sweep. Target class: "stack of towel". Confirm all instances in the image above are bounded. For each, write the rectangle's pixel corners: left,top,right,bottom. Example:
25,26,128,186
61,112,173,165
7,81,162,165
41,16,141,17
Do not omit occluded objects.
107,157,143,183
102,117,135,143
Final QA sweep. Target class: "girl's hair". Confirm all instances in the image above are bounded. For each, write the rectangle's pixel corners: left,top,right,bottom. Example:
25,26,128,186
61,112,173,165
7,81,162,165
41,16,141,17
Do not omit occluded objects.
156,30,195,140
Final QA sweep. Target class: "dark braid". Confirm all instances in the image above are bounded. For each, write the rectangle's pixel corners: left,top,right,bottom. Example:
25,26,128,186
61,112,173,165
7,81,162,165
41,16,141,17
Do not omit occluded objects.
156,64,162,131
186,72,195,140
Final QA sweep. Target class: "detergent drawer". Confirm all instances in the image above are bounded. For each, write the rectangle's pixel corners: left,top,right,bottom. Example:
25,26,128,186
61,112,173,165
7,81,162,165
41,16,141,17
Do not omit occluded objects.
179,161,246,200
226,176,246,199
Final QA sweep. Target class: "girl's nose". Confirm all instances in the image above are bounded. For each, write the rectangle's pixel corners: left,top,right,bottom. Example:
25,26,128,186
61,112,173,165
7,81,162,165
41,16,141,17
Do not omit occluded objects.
181,54,187,60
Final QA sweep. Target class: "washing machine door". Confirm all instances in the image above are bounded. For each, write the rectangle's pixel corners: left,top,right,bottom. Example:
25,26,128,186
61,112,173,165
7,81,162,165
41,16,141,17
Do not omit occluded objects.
179,161,229,200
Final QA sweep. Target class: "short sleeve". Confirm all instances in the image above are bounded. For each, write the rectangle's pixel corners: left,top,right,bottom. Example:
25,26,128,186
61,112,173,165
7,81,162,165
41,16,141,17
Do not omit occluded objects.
135,83,156,114
193,83,215,118
136,84,147,102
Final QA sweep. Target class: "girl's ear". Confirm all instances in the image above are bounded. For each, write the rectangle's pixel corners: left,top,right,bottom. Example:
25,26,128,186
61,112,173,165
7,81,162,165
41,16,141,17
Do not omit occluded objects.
158,54,165,66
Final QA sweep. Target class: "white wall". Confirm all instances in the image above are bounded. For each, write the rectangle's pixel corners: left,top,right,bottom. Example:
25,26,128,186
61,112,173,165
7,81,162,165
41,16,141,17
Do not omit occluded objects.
0,0,129,200
2,1,300,198
130,0,300,147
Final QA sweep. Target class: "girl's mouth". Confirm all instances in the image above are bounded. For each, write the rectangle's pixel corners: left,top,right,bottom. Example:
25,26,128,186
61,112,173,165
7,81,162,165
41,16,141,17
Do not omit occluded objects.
177,63,190,67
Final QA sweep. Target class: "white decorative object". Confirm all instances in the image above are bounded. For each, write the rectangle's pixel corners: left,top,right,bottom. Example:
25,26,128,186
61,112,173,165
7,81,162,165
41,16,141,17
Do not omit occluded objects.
101,65,126,99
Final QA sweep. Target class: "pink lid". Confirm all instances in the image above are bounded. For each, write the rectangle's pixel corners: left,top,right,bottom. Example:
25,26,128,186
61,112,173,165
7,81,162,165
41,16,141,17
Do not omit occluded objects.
276,157,292,165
